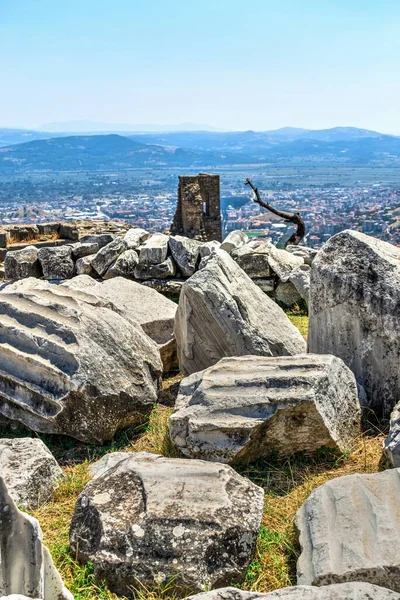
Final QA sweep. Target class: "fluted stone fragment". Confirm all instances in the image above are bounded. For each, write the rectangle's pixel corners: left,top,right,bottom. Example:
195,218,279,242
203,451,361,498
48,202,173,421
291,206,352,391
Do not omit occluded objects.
0,278,162,442
0,477,72,600
295,468,400,591
65,276,178,372
169,355,361,463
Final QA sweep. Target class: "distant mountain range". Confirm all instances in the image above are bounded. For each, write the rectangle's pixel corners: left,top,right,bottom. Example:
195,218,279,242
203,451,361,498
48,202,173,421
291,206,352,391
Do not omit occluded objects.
128,126,390,149
0,134,240,171
0,127,400,172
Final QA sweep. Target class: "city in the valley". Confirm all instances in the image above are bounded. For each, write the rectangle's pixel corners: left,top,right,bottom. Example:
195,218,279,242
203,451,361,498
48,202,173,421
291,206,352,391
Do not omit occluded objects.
1,165,399,248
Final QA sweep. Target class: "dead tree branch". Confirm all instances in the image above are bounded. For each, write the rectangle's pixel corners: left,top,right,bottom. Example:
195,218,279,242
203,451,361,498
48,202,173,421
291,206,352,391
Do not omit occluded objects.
245,178,305,246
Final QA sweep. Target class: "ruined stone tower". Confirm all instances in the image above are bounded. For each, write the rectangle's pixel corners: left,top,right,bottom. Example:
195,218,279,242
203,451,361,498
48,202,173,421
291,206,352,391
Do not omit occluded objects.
171,173,222,242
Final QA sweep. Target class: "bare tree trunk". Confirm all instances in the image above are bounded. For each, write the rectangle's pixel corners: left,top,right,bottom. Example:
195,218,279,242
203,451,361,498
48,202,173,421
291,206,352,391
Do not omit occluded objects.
245,178,305,246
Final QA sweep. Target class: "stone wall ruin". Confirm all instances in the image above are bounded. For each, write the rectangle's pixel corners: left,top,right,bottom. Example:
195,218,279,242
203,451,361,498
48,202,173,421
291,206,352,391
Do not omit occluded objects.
171,173,222,242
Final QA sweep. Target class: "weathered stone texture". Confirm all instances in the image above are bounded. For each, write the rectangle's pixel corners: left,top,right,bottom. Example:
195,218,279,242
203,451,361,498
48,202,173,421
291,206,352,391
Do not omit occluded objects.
75,254,96,276
220,230,248,253
169,235,201,276
104,249,139,278
199,240,221,259
187,583,400,600
230,242,271,278
59,222,79,241
268,245,304,282
134,257,176,279
70,241,99,259
175,250,306,376
80,233,115,248
67,276,178,372
295,468,400,591
169,355,361,464
172,174,222,242
70,452,264,595
4,246,41,280
37,246,75,280
384,402,400,467
138,233,169,265
91,238,127,276
0,477,72,599
275,281,302,308
0,438,62,509
289,264,311,304
0,278,162,442
308,230,400,418
286,245,318,266
124,227,150,249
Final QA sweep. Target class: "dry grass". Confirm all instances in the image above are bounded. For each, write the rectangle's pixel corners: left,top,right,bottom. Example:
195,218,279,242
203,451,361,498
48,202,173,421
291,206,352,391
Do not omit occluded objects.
24,316,388,599
238,435,386,591
287,314,308,341
7,231,60,246
29,418,385,600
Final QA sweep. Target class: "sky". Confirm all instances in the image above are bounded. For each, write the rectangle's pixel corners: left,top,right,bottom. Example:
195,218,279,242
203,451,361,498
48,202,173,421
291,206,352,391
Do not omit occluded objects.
0,0,399,133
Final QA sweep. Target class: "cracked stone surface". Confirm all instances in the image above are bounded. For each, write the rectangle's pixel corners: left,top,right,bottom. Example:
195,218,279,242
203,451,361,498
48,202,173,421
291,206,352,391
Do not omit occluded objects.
0,477,72,600
169,354,361,464
308,229,400,419
295,467,400,591
175,249,306,376
70,452,264,596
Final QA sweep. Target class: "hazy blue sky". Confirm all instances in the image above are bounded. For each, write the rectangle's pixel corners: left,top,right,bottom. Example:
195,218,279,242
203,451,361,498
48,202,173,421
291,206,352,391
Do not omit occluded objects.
1,0,399,132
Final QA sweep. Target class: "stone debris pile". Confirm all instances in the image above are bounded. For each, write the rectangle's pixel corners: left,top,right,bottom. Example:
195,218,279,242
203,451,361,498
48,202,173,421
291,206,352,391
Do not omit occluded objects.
3,226,316,308
0,226,399,600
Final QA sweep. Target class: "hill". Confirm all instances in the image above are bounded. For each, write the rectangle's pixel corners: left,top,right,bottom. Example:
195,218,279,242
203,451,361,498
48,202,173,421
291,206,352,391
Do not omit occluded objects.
128,126,397,151
1,130,400,172
0,134,241,171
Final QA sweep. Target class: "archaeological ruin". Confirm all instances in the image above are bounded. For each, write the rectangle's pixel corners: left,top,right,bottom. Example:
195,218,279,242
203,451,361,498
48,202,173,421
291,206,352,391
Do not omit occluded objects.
171,173,222,242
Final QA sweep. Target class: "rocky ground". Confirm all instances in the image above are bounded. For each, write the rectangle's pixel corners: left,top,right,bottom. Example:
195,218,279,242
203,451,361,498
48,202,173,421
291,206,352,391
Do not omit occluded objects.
1,227,399,600
0,314,385,600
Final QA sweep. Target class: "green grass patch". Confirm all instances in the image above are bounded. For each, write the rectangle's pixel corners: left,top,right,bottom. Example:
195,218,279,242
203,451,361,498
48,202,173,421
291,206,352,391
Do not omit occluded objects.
287,314,308,340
